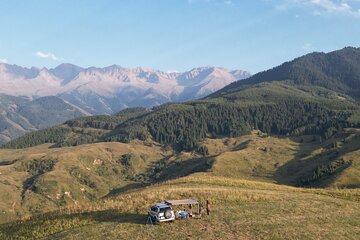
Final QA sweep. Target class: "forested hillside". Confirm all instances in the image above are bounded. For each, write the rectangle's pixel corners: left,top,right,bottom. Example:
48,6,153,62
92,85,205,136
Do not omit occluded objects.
215,47,360,100
3,82,359,150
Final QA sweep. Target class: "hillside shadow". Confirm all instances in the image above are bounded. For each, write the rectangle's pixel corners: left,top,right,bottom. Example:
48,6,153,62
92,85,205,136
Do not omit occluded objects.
78,210,148,225
1,211,149,230
145,155,216,183
274,134,360,187
105,155,216,196
274,137,319,186
0,159,17,166
21,173,41,201
105,182,146,197
231,140,251,152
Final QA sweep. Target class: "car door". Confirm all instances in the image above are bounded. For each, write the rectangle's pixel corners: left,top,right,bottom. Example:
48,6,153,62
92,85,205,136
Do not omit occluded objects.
150,206,158,217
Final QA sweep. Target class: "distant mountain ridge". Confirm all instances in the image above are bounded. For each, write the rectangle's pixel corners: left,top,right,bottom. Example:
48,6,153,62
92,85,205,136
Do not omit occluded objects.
0,63,251,114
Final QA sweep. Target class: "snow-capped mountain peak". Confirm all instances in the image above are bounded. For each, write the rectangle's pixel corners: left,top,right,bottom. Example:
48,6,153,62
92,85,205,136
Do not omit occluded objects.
0,63,251,114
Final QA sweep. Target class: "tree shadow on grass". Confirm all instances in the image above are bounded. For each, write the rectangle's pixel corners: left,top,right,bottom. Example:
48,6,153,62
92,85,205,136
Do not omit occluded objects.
147,155,216,183
80,210,148,225
35,210,149,225
0,211,149,239
274,133,359,187
105,155,216,197
105,182,146,197
231,140,251,152
0,159,17,166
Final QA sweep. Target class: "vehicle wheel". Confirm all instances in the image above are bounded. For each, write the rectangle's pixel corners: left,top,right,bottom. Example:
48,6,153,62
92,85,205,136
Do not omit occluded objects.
164,210,172,219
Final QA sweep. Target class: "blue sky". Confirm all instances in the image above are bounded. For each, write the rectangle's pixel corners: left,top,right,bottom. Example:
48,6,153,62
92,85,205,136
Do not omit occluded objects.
0,0,359,73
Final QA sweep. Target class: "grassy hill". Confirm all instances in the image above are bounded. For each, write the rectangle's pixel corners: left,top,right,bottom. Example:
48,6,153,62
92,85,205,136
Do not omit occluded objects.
0,174,359,239
215,47,360,100
0,139,170,223
1,129,359,227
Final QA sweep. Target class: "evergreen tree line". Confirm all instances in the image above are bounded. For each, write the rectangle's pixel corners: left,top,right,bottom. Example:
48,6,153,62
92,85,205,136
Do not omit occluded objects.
2,96,357,150
111,100,352,151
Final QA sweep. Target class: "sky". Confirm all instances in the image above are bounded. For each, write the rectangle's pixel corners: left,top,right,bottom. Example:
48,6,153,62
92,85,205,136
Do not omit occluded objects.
0,0,359,74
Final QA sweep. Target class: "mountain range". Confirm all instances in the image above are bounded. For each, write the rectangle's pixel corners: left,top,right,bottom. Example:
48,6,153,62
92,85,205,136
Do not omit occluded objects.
0,65,250,144
0,63,250,114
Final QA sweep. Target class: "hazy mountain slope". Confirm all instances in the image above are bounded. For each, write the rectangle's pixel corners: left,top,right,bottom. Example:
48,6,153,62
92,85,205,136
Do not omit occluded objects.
214,47,360,100
0,95,85,145
0,63,250,114
49,63,84,85
0,64,61,97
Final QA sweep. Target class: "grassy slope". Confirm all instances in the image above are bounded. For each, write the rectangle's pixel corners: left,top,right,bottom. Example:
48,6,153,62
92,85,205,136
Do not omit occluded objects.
0,130,360,239
215,47,360,101
0,175,359,240
207,129,360,188
0,140,171,223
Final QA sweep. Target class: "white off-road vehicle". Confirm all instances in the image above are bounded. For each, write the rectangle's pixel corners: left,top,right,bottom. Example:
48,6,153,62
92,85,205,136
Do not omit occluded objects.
148,202,175,223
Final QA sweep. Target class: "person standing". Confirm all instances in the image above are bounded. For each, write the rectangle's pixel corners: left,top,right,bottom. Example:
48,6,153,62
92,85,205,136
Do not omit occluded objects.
198,200,202,218
206,199,211,216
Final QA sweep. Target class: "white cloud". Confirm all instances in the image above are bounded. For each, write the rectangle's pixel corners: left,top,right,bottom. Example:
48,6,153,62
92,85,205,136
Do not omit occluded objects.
302,43,313,50
276,0,360,17
309,0,351,12
0,58,8,63
188,0,233,5
35,51,63,61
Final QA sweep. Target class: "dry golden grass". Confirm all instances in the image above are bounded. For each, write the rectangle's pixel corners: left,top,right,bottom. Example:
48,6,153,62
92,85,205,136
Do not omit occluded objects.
1,175,359,240
203,129,360,188
1,130,360,239
0,140,171,223
207,133,297,181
